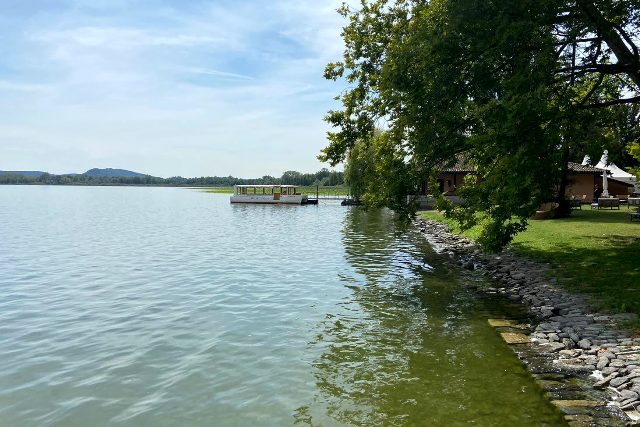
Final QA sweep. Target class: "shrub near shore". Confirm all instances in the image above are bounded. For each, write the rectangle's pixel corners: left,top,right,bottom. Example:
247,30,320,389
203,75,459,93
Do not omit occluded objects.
422,209,640,317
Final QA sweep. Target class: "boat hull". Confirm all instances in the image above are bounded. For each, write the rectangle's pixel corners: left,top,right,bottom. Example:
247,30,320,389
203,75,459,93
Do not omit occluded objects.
230,195,308,204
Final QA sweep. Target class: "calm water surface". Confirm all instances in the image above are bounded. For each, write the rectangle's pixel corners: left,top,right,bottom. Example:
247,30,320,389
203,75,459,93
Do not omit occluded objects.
0,186,564,426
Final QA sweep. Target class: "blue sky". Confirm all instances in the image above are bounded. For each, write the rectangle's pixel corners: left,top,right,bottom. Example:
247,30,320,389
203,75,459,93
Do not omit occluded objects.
0,0,350,177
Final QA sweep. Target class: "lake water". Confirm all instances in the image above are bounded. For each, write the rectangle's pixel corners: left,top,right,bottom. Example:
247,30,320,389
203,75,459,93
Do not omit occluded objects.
0,186,564,426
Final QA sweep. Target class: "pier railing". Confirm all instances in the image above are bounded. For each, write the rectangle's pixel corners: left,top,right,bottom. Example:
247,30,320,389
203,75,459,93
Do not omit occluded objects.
302,186,350,201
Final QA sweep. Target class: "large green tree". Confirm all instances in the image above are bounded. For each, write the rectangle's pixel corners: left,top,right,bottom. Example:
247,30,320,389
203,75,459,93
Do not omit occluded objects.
321,0,640,250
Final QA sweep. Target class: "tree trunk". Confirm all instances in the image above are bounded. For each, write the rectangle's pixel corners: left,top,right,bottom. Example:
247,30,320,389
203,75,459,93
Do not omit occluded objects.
555,145,571,218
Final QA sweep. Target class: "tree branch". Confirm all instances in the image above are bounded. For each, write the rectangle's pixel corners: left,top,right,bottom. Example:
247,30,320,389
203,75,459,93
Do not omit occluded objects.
578,72,606,105
580,95,640,109
556,63,630,74
613,23,639,61
576,0,640,89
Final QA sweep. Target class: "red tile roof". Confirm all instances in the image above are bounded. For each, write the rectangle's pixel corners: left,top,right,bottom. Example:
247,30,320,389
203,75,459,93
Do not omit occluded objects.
568,162,601,173
439,154,475,173
439,160,627,181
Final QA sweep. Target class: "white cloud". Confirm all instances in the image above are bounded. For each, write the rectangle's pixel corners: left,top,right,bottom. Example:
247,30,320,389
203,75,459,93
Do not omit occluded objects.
184,67,255,81
0,80,52,92
0,0,351,177
30,26,238,50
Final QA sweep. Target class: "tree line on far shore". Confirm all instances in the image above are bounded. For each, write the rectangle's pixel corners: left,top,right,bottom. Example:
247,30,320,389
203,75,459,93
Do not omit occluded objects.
0,169,344,187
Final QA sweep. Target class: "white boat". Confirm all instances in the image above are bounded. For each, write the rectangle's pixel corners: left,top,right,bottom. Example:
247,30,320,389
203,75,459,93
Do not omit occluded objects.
230,185,309,204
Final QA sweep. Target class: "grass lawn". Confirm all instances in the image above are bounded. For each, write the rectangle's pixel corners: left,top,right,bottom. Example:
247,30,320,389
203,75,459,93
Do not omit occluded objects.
198,185,350,196
422,208,640,316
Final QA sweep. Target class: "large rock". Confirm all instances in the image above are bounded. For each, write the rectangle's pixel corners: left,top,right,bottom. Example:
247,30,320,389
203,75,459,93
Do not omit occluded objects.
545,342,566,352
594,373,619,389
610,376,629,388
577,339,592,350
597,357,609,370
510,272,526,280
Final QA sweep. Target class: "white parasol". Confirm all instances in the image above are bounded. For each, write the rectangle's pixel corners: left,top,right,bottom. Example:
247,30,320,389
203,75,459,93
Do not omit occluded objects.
600,150,610,197
602,169,610,198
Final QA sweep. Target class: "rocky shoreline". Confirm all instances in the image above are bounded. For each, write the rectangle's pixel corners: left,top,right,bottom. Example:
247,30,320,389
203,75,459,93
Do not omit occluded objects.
416,218,640,426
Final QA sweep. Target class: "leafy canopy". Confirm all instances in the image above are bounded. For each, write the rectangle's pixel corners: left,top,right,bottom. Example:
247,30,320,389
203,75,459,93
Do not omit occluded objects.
322,0,640,251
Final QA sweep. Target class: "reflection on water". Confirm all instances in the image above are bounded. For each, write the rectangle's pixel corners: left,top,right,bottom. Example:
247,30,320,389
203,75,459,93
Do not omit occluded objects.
297,208,563,426
0,187,563,426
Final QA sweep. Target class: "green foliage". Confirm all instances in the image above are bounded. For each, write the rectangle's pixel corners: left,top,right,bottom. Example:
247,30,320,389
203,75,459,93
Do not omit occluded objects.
323,0,640,250
342,131,418,213
343,137,375,201
630,142,640,179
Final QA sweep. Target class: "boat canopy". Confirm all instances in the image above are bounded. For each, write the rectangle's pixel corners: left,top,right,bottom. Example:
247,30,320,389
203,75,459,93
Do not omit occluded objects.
234,184,298,188
233,184,302,196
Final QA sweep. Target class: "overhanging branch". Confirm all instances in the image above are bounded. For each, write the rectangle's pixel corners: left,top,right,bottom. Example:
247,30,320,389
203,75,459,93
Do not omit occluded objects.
580,95,640,109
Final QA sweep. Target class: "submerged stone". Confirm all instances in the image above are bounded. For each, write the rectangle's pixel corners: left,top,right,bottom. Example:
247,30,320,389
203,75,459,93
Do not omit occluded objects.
563,414,593,427
488,319,517,327
501,332,531,344
551,400,601,409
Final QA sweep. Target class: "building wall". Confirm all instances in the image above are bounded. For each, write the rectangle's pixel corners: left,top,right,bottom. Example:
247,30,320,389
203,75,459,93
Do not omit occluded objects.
436,172,470,195
424,170,630,200
567,173,632,201
607,180,633,198
566,174,596,201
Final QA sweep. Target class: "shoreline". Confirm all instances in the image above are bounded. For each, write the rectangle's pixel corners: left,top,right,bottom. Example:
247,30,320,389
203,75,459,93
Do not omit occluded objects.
416,217,640,426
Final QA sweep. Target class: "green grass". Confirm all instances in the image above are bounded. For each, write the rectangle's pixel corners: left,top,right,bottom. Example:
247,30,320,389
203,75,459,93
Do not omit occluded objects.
422,208,640,316
199,187,233,194
198,185,350,196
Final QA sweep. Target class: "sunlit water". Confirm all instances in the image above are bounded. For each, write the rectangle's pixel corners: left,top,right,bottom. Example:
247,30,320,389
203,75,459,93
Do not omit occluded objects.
0,186,564,426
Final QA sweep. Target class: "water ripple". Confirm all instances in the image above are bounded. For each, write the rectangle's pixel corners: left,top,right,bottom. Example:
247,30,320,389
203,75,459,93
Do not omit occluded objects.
0,187,564,426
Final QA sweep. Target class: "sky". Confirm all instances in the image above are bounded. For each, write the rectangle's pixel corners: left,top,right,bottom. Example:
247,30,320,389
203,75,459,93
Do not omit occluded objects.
0,0,351,177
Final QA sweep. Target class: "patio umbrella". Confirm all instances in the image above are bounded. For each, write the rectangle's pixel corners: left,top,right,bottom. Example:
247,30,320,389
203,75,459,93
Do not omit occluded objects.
597,150,610,197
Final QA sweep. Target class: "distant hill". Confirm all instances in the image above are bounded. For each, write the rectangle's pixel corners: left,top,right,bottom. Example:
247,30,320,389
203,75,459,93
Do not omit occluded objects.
0,170,46,177
83,168,146,178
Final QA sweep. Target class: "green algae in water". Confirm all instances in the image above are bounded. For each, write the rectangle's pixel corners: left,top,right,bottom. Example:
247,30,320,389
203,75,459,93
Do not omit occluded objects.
295,209,565,426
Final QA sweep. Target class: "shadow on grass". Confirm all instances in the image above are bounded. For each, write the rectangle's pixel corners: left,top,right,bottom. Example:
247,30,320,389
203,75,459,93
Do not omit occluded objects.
510,237,640,315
